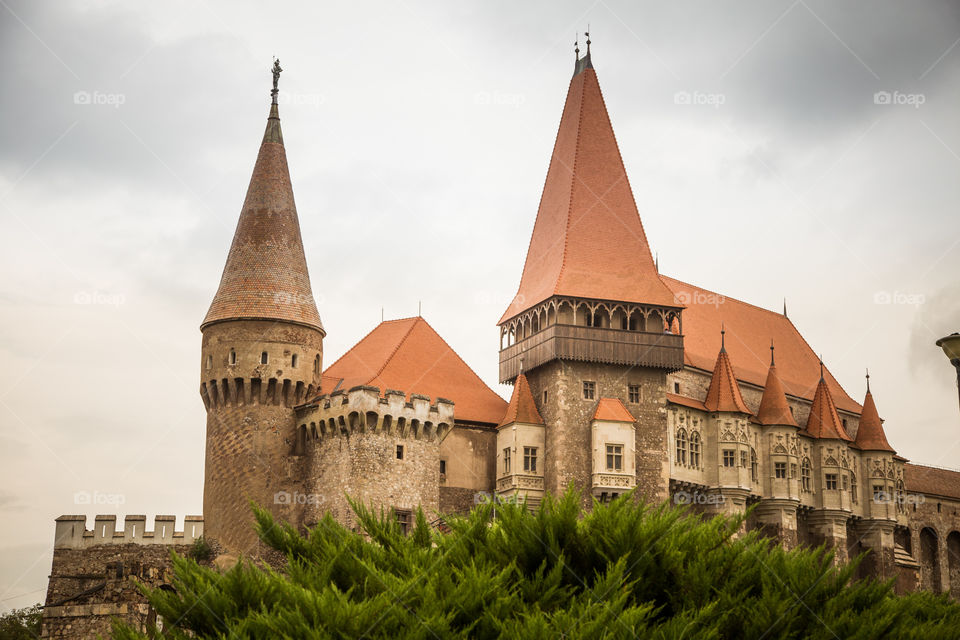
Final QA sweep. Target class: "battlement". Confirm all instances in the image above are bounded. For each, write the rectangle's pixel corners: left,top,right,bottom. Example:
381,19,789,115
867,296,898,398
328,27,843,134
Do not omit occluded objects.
295,386,454,448
201,376,318,411
53,515,203,549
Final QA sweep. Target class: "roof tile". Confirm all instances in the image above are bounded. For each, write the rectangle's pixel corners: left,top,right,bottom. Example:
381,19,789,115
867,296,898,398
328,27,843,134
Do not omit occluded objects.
855,390,895,452
499,373,544,427
593,397,635,422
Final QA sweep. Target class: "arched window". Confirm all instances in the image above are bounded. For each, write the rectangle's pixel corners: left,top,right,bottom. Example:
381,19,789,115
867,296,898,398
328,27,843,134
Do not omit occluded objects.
291,353,299,368
676,428,687,466
689,432,701,469
897,479,905,514
801,458,812,492
229,349,237,365
750,448,758,482
260,351,269,365
851,472,858,504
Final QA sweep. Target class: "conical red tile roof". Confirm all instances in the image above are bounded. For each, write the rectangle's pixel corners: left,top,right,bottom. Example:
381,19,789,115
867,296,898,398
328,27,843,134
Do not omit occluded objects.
704,341,751,414
320,317,507,425
805,375,853,441
855,390,895,452
756,346,798,426
499,373,544,427
202,102,323,332
499,54,678,324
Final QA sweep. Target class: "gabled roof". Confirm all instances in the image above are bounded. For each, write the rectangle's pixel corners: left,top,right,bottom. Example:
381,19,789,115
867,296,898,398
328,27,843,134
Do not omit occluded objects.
855,389,895,452
499,55,677,324
499,373,544,427
704,340,751,414
593,397,635,422
202,102,323,332
660,276,860,414
319,317,507,425
756,353,798,427
905,464,960,500
805,375,853,441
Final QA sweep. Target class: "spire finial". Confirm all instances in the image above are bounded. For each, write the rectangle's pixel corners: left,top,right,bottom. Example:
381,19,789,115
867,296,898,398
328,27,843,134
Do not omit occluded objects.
866,368,871,393
655,251,659,273
770,339,775,366
271,58,282,105
819,355,824,381
720,324,726,352
574,33,580,59
783,297,788,318
585,26,591,55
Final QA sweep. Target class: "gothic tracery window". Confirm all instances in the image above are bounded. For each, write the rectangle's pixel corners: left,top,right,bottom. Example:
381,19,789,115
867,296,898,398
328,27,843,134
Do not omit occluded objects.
676,428,688,466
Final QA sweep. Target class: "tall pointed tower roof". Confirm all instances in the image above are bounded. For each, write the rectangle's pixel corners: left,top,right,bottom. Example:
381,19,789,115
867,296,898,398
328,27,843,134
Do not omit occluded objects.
805,363,853,441
499,49,677,323
499,371,544,427
202,61,323,333
704,330,751,414
854,374,895,452
756,343,798,426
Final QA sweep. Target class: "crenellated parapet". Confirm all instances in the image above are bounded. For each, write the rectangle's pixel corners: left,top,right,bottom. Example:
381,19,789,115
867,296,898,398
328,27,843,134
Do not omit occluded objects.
200,376,317,411
295,386,454,449
54,515,203,549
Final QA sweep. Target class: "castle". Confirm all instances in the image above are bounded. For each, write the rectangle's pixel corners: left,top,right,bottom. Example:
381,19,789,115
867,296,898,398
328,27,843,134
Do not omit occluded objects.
41,51,960,637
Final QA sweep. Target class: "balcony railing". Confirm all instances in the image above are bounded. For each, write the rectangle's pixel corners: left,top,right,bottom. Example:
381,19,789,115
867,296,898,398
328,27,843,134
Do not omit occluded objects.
499,323,684,382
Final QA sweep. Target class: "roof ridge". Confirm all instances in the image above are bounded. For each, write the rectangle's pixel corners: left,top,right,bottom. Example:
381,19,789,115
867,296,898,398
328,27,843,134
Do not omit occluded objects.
414,317,506,398
553,70,588,296
369,317,422,383
322,317,416,379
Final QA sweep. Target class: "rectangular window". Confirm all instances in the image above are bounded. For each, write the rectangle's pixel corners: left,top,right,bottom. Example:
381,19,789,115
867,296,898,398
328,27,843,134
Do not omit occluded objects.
439,459,446,475
740,451,748,468
775,462,787,479
523,446,538,473
874,485,887,503
722,450,735,467
395,509,411,535
396,445,404,460
628,385,640,403
673,382,680,394
790,463,797,479
842,475,848,491
543,390,548,404
825,473,838,490
503,447,511,474
606,444,623,471
582,381,596,400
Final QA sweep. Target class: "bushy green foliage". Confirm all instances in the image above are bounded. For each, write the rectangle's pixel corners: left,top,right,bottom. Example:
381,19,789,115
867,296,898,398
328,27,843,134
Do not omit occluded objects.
115,490,960,639
188,535,213,563
0,603,42,639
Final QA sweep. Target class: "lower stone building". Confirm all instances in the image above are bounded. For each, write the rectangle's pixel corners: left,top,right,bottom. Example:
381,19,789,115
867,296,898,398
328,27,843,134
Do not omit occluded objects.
41,52,960,638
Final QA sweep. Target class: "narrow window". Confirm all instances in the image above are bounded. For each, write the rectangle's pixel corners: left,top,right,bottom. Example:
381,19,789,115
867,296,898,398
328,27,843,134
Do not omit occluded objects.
801,458,811,491
740,451,748,469
205,354,212,369
842,475,849,491
523,446,538,472
750,449,758,482
260,351,269,365
395,509,411,535
689,432,701,468
439,459,446,475
825,473,838,491
503,447,511,474
790,463,798,479
396,445,404,460
775,462,787,478
851,473,858,503
582,381,596,400
291,353,299,368
676,429,687,465
606,444,623,471
722,450,735,467
628,384,640,403
673,382,680,394
314,354,320,374
543,390,547,404
229,349,237,365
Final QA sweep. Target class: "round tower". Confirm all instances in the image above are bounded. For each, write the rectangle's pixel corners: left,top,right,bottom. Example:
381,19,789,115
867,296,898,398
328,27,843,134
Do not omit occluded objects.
200,60,324,554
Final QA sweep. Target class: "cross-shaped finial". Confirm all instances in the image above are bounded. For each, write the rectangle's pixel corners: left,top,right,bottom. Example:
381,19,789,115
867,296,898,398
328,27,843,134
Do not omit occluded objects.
585,25,591,54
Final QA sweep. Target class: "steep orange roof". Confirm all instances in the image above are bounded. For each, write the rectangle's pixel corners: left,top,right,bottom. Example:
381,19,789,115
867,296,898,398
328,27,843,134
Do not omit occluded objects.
499,54,677,324
319,317,507,425
593,397,635,422
666,393,707,412
855,387,895,452
660,276,860,414
805,374,853,441
203,101,323,332
704,338,751,414
499,373,544,427
905,464,960,500
756,349,798,426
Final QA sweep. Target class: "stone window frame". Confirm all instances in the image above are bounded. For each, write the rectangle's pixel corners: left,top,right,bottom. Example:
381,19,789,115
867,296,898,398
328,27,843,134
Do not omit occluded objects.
291,353,299,368
774,461,787,479
722,449,735,468
229,349,237,365
750,448,758,482
396,444,404,460
689,431,701,469
582,381,596,400
851,472,858,503
628,384,640,404
260,351,269,365
606,443,624,472
676,428,688,466
825,473,838,491
740,450,748,469
790,462,798,479
801,458,812,492
523,446,538,473
439,459,446,475
503,447,511,474
394,509,412,535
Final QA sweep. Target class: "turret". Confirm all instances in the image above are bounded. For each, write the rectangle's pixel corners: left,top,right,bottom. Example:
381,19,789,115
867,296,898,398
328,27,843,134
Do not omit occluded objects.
200,60,324,554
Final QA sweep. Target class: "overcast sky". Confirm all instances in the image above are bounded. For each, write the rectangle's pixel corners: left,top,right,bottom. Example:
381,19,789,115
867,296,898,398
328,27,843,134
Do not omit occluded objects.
2,0,959,612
